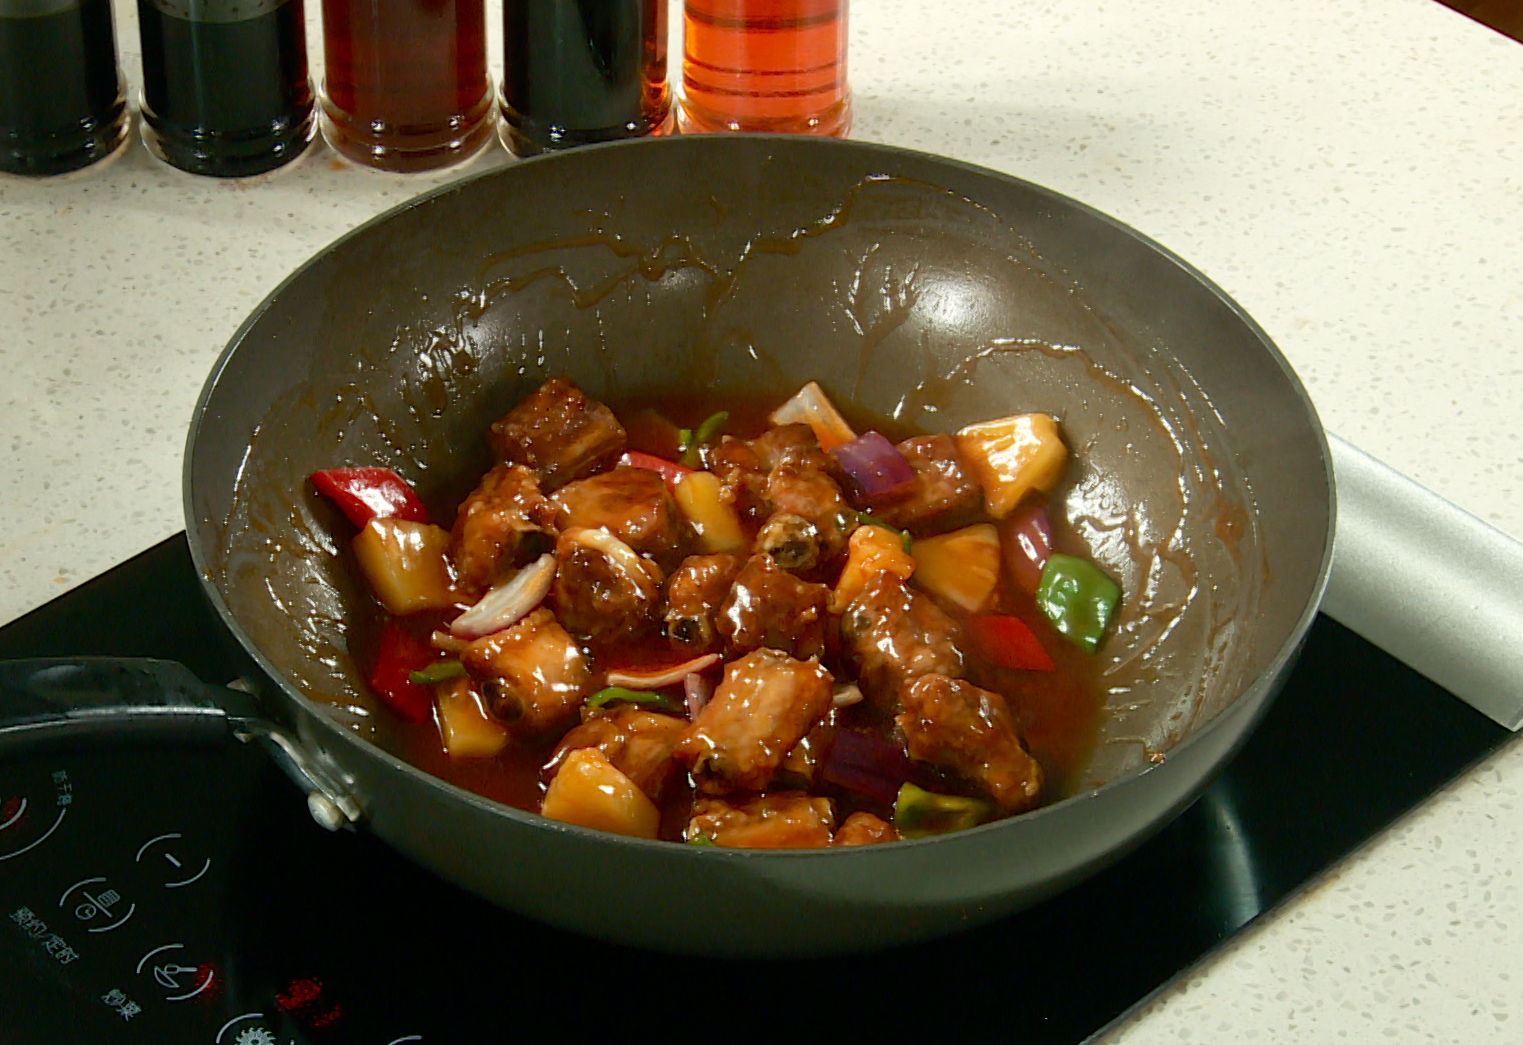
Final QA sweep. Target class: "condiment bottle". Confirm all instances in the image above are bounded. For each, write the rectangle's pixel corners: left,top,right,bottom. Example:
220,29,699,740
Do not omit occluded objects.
679,0,850,137
499,0,670,157
0,0,127,175
320,0,492,172
137,0,315,177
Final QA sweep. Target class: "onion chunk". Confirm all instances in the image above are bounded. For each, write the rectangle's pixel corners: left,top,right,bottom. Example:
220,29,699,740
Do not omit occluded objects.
829,431,916,500
450,553,556,638
605,653,722,691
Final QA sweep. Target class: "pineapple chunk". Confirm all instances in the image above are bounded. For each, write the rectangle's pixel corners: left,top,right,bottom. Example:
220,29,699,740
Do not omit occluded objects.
910,523,1001,613
955,414,1067,519
830,523,917,613
352,518,457,615
435,677,510,759
674,471,747,554
540,747,661,839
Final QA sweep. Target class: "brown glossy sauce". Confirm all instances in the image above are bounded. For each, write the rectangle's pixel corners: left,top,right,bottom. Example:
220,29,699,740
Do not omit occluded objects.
366,392,1106,831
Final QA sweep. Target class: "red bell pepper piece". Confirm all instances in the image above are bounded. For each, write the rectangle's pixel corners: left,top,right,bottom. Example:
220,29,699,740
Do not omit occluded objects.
965,614,1056,672
309,467,429,528
367,621,439,723
617,451,693,492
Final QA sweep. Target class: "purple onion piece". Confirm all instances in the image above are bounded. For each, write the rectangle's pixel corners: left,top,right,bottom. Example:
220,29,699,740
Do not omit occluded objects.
684,672,713,720
820,730,914,806
1002,499,1054,594
829,431,916,501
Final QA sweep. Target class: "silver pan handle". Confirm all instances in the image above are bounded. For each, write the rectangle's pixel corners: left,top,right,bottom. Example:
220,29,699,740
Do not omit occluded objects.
0,658,363,830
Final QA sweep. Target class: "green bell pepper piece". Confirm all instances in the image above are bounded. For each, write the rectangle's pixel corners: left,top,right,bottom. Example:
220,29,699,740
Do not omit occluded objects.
408,659,467,685
894,783,993,839
679,411,730,467
1035,553,1120,654
586,686,681,712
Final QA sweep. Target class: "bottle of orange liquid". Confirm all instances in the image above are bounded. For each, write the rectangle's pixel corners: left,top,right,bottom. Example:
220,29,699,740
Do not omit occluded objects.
679,0,849,137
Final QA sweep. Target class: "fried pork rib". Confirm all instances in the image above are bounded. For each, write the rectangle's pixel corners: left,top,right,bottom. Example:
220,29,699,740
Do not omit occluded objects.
716,553,830,660
551,527,664,642
707,437,769,522
674,648,833,795
461,608,591,737
663,553,744,653
895,674,1044,814
543,706,689,801
551,465,683,570
489,377,626,492
686,792,836,849
839,572,964,713
831,811,900,847
710,423,854,572
862,434,983,536
449,462,556,597
756,427,854,571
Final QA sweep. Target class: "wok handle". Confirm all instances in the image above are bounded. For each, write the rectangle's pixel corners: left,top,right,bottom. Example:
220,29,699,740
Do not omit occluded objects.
0,658,363,830
0,658,253,745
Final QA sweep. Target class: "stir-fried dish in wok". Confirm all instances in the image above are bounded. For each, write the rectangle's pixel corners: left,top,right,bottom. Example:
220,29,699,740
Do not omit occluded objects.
310,377,1121,847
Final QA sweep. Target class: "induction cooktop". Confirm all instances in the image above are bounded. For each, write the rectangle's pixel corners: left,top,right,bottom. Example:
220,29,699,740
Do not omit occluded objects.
0,534,1510,1044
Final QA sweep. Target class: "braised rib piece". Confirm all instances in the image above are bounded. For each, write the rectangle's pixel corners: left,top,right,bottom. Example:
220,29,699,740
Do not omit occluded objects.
686,792,835,849
663,552,744,652
776,714,836,787
448,462,556,597
674,648,833,794
551,527,664,642
542,706,689,801
551,465,683,570
839,572,964,713
832,811,900,847
862,434,983,536
461,607,591,736
708,435,771,522
895,673,1044,813
716,553,830,660
709,423,854,571
755,425,854,571
489,377,626,491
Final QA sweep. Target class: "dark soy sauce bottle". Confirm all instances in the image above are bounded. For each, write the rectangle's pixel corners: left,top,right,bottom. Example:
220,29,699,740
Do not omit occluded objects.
138,0,314,177
0,0,127,175
500,0,670,157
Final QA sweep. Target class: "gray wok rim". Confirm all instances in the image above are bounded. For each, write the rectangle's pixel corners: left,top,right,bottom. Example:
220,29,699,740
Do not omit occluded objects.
182,133,1337,859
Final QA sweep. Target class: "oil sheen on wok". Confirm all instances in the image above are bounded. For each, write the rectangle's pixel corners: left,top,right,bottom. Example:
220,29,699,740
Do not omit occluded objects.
312,377,1118,848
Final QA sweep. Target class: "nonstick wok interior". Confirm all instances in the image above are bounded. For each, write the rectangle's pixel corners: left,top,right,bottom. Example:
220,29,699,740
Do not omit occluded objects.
185,135,1332,953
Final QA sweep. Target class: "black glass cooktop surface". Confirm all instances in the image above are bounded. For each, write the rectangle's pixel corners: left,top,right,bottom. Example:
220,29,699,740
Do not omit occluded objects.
0,535,1511,1045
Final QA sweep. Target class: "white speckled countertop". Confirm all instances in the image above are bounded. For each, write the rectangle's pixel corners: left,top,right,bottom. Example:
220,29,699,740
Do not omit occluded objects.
3,0,1521,1039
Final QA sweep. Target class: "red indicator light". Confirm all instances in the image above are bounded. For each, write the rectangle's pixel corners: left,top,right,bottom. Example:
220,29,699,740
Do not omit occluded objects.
190,963,222,1004
276,977,323,1012
309,1005,344,1029
275,976,345,1030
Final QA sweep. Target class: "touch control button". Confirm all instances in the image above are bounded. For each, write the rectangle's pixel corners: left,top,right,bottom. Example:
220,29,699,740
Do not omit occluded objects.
214,1013,295,1045
136,943,216,1001
0,770,72,862
135,831,212,888
60,875,137,932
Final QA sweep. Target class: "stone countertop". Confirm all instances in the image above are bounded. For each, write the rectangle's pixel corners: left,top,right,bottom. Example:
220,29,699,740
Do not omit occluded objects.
2,0,1520,1040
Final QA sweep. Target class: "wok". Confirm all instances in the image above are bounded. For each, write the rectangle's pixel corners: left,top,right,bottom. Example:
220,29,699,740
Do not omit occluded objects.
12,136,1335,956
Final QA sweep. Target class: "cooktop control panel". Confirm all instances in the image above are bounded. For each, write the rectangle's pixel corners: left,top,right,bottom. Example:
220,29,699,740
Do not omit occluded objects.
0,741,424,1045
